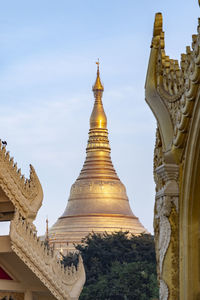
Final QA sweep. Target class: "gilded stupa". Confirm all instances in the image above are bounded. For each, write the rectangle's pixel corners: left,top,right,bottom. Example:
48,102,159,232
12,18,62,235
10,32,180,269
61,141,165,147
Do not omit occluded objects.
49,63,147,252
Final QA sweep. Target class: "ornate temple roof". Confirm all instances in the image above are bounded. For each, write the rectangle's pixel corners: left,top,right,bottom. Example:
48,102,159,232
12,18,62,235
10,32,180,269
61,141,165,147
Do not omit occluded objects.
145,13,200,161
0,141,43,222
145,10,200,299
0,143,85,300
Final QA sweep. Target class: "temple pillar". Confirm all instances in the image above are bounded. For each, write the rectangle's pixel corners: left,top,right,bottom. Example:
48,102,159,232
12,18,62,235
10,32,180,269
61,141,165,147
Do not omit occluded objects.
154,163,179,300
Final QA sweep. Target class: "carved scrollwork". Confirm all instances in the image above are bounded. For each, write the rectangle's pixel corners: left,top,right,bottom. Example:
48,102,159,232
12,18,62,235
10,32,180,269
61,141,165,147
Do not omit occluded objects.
154,161,179,300
155,196,172,275
70,180,126,197
154,128,164,192
10,211,86,300
152,15,200,152
0,141,43,220
146,11,200,300
160,280,169,300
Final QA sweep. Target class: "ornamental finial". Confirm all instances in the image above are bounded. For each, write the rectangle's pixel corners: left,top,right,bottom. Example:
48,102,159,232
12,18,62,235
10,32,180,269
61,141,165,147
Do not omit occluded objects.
96,58,100,69
153,12,163,37
93,59,104,92
90,61,107,129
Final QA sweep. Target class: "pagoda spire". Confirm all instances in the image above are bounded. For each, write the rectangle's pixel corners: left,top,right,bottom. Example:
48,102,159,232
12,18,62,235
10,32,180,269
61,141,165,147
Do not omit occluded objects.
79,62,117,180
49,63,147,252
90,60,107,130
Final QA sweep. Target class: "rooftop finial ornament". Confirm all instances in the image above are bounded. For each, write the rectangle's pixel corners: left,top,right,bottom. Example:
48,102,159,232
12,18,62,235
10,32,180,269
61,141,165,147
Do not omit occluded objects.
93,59,104,91
96,58,99,66
96,58,100,72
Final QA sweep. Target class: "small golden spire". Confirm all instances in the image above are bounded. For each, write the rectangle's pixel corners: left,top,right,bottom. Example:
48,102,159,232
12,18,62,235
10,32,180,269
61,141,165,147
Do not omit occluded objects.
90,61,107,129
93,59,104,91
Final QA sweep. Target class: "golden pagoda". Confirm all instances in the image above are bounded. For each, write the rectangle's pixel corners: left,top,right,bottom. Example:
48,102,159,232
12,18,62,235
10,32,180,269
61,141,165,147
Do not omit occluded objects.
49,63,147,252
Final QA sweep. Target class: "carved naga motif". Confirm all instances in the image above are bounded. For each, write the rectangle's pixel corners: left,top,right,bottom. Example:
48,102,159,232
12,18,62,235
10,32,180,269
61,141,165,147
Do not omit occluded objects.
145,11,200,299
154,161,179,300
0,140,43,220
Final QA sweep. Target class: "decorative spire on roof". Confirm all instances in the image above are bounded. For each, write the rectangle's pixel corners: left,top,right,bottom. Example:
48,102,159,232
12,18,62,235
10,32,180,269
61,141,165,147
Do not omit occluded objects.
90,60,107,130
92,59,104,92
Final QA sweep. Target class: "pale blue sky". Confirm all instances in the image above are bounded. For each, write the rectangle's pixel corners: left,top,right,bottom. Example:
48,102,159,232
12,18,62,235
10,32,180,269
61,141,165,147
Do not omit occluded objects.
0,1,199,235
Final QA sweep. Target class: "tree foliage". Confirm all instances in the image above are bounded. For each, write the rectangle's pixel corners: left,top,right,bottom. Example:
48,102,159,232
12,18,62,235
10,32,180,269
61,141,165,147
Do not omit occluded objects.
62,231,159,300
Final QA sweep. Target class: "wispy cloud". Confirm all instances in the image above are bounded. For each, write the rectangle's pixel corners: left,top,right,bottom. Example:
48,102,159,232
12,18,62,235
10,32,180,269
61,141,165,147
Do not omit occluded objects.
3,0,197,236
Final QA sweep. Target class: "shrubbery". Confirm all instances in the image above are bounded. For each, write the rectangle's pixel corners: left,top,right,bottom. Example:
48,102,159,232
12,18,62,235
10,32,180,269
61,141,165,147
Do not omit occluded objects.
62,231,159,300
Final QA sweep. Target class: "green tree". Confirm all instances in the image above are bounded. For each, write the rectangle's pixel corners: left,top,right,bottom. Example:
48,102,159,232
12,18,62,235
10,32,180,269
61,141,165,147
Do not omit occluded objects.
62,232,158,300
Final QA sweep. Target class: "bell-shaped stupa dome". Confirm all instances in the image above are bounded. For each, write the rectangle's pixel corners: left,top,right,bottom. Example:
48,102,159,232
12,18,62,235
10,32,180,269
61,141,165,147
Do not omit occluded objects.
49,63,147,252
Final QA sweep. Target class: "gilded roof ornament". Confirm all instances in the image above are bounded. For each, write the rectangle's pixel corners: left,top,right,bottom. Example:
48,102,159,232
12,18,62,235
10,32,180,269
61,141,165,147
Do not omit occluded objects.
92,59,104,92
153,12,163,37
151,12,165,49
147,12,200,157
90,61,107,129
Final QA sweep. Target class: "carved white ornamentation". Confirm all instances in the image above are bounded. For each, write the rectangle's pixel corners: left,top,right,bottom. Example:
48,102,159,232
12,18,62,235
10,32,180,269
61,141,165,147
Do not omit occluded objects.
0,140,43,220
155,196,172,275
155,163,179,300
160,279,169,300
